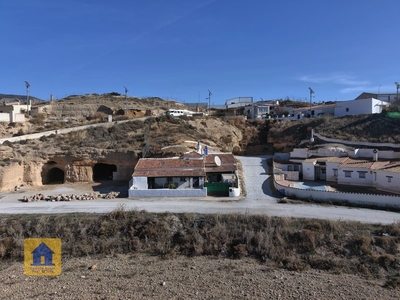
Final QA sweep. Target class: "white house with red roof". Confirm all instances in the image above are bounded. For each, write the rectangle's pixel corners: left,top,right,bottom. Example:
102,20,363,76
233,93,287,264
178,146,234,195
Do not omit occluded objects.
129,152,239,198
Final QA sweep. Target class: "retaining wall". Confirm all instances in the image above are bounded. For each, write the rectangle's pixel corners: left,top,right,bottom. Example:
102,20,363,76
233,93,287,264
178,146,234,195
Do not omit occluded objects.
274,175,400,209
128,188,208,198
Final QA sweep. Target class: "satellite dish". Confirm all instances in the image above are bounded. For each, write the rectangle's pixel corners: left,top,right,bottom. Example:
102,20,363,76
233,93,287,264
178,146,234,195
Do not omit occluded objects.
214,156,221,166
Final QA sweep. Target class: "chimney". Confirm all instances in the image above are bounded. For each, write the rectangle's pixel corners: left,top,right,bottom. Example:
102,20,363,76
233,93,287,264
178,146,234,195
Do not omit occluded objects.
373,149,378,162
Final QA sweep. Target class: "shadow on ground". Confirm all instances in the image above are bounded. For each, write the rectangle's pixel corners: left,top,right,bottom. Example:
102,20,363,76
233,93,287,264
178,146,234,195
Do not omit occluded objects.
92,181,129,197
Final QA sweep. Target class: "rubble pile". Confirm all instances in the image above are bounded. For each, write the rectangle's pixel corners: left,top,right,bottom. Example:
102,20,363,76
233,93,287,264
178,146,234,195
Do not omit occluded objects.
21,191,120,202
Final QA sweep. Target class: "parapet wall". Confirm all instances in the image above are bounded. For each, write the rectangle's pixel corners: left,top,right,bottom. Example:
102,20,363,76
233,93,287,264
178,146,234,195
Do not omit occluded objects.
274,175,400,210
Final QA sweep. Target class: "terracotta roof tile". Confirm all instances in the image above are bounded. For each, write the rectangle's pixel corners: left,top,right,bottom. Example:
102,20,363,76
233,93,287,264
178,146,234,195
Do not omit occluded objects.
204,153,237,172
133,158,205,177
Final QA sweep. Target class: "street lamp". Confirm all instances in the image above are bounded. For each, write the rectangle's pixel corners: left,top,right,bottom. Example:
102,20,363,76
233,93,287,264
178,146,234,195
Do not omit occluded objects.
206,90,212,113
24,80,30,114
395,82,400,103
308,87,314,118
123,86,129,110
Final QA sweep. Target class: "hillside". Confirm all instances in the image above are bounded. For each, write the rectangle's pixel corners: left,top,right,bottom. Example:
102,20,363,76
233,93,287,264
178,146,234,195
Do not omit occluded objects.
1,95,400,191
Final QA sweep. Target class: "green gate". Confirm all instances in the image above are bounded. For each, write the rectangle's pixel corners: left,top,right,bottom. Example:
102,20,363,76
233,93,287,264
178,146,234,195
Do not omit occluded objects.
205,182,229,196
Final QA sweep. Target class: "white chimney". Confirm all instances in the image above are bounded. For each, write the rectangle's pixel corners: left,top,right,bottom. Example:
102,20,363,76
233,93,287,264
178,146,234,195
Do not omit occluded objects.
373,149,378,162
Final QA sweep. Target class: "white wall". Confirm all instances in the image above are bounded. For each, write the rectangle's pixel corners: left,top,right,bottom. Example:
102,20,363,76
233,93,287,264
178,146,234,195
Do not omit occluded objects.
302,162,315,180
375,170,400,194
0,113,9,122
130,177,148,189
326,162,340,182
334,98,388,117
129,187,208,197
274,176,400,209
290,148,308,158
337,167,373,187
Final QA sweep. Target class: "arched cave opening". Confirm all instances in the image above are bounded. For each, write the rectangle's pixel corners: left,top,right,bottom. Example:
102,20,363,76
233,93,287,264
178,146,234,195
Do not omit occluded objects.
42,167,65,185
93,163,117,181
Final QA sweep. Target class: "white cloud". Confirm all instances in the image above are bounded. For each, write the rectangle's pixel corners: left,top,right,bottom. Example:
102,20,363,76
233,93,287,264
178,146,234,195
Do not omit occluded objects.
298,74,370,86
339,86,368,94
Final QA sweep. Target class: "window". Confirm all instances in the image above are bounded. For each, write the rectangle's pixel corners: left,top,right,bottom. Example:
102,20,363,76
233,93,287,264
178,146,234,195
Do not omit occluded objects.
358,171,367,179
180,177,186,182
346,108,349,112
333,169,338,177
344,171,352,178
387,176,392,183
288,165,293,171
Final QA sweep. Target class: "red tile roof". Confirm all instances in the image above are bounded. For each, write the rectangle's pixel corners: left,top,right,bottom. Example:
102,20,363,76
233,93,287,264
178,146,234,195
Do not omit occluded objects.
133,158,205,177
132,152,237,177
204,153,237,172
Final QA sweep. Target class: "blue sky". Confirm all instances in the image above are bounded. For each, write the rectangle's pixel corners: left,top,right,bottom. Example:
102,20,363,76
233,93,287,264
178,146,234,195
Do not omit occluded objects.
2,0,399,104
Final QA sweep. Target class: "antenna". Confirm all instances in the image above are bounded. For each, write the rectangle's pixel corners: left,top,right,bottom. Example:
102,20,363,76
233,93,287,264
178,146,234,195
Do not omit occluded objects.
24,80,31,114
308,87,314,118
123,86,129,110
206,89,212,113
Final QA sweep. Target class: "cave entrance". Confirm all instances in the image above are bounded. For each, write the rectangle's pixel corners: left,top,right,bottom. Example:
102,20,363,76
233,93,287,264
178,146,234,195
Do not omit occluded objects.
93,163,117,181
42,167,65,185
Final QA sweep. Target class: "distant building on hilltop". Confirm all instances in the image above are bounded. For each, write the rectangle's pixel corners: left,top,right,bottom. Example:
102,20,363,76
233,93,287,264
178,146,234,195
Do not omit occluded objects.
355,92,398,103
225,97,253,109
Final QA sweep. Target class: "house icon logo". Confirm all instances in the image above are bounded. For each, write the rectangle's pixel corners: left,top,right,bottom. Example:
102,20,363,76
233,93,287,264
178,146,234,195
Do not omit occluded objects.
31,242,55,266
24,238,62,276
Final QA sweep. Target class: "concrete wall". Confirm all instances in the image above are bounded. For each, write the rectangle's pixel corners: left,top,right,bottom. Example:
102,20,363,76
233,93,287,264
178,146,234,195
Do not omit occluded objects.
128,187,207,197
334,98,388,117
302,161,315,180
290,148,308,158
375,170,400,194
0,113,9,122
313,131,400,150
326,162,340,182
337,167,373,187
130,177,148,189
274,175,400,209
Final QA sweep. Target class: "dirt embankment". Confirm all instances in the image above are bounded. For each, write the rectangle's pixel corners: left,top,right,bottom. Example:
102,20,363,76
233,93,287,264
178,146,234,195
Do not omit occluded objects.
1,254,399,299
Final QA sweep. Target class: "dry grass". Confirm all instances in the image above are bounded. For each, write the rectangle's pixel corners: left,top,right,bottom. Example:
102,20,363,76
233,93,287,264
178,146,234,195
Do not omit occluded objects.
1,210,399,280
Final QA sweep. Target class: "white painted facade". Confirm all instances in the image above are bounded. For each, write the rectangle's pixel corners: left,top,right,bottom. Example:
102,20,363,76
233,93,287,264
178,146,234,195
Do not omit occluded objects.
334,98,389,117
375,169,400,194
337,166,373,187
274,176,400,210
283,146,400,195
243,105,270,119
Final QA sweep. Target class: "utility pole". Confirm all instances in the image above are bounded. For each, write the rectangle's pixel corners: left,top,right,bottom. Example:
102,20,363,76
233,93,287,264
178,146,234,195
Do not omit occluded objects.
395,82,400,103
206,90,212,114
308,87,314,118
24,80,31,114
123,86,129,110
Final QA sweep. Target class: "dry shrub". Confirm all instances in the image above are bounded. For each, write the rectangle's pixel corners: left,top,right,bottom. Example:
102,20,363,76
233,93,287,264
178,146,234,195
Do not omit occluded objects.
0,212,399,279
349,235,372,256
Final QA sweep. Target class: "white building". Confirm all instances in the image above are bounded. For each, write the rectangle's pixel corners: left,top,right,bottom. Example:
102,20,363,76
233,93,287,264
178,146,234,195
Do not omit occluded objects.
280,147,400,195
243,104,271,119
225,97,253,109
334,98,389,117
